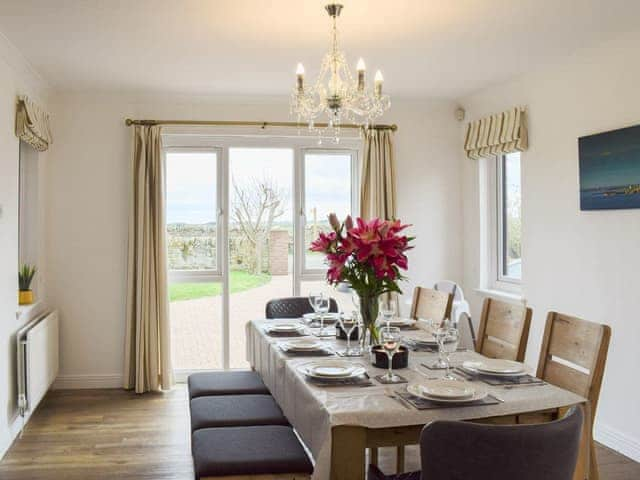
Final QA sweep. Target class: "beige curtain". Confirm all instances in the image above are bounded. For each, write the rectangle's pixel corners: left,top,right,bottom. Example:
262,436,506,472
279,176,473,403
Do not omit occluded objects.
360,128,397,220
464,107,528,159
124,125,173,393
15,95,52,152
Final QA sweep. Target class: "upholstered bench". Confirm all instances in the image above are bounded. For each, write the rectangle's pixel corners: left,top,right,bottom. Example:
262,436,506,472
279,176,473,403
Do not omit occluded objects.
188,371,269,399
192,425,313,480
190,395,289,431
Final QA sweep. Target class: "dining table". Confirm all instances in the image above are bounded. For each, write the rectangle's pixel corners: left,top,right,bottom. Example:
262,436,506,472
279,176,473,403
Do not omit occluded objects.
246,319,592,480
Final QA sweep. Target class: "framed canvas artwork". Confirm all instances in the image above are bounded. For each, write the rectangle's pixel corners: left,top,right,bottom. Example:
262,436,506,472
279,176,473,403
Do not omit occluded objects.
579,124,640,210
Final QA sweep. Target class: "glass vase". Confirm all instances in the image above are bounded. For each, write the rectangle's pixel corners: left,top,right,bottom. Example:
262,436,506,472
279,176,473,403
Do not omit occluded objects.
358,292,380,351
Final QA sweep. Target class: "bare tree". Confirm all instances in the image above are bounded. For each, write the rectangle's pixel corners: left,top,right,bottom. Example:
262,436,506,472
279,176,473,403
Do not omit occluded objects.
232,176,286,273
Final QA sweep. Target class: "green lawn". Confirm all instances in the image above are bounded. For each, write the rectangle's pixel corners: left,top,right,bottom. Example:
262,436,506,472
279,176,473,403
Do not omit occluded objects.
169,271,271,302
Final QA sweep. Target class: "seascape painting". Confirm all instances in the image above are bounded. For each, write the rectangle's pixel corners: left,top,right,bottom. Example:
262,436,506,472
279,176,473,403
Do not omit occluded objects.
579,124,640,211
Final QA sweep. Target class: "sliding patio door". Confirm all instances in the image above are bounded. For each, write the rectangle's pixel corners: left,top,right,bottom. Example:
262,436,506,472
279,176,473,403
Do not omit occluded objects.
165,148,224,374
164,134,359,374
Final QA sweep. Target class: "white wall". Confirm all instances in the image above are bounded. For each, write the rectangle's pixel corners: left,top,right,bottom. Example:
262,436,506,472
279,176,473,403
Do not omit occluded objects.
460,29,640,460
0,35,49,457
44,94,461,386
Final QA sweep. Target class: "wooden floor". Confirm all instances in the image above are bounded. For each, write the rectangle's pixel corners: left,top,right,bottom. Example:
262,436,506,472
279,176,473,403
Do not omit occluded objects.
0,387,638,480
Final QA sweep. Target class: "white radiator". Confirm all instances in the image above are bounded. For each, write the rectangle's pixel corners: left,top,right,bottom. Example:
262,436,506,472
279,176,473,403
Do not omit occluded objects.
16,310,59,419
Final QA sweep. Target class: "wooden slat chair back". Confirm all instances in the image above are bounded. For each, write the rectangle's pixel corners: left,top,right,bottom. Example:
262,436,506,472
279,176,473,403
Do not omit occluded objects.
537,312,610,418
409,287,453,325
536,311,611,480
475,298,532,361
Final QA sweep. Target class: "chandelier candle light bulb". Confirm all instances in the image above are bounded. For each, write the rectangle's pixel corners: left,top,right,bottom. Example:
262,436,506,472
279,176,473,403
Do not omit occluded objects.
374,70,384,97
296,63,305,92
357,58,366,91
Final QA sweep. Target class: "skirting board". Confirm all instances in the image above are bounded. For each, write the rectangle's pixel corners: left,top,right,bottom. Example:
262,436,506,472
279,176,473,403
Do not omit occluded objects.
595,423,640,463
52,374,123,390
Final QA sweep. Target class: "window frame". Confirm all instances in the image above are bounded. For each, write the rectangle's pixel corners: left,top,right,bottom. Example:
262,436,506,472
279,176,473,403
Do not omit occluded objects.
495,152,522,286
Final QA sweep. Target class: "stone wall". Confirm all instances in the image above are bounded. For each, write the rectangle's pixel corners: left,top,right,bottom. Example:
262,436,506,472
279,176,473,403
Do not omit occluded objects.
268,230,290,275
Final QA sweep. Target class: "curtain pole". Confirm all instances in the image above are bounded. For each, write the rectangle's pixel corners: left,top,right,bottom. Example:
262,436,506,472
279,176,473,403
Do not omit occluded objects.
124,118,397,131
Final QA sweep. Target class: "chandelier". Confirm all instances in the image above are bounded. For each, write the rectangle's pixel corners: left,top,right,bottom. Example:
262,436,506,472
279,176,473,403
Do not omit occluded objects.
290,3,391,143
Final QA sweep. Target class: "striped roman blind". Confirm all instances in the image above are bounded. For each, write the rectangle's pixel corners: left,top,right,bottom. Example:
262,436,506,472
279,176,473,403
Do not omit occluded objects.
464,107,527,159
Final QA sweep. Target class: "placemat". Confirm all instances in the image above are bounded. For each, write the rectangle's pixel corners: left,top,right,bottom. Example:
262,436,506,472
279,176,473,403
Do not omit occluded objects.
374,373,408,384
396,390,501,410
305,374,373,388
264,329,308,338
279,346,334,357
454,367,546,386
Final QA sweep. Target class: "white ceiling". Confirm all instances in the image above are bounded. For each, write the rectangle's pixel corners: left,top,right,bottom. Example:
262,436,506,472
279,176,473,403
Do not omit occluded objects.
0,0,638,98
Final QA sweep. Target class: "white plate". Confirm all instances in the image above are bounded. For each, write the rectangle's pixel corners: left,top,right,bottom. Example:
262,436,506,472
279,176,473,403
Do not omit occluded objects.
303,313,340,323
268,323,305,333
419,379,475,399
463,359,526,375
407,382,488,403
283,339,324,351
387,318,417,328
299,361,366,379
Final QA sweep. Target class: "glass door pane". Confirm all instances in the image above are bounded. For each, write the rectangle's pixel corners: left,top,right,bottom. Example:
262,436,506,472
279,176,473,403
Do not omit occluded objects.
166,150,222,371
303,151,354,273
301,150,355,312
228,148,294,368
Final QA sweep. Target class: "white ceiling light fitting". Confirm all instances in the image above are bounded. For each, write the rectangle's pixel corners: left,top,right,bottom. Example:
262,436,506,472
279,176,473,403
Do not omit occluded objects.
290,3,390,143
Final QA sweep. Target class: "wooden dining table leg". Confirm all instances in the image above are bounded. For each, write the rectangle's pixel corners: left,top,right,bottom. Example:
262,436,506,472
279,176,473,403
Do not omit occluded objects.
331,426,367,480
396,445,405,473
370,447,379,466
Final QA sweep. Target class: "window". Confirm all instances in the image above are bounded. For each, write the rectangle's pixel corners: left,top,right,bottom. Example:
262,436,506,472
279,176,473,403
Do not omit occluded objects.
165,149,221,278
302,150,356,273
497,152,522,283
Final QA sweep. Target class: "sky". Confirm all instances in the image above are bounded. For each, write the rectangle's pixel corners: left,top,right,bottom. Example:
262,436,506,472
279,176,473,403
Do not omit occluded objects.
166,148,352,225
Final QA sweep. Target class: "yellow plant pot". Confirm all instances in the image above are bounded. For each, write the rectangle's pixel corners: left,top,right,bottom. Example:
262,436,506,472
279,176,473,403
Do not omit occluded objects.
19,290,34,305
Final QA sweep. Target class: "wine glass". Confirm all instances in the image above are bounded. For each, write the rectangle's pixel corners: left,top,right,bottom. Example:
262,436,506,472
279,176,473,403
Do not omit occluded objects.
315,293,331,337
308,292,321,325
379,294,397,328
338,311,362,356
380,326,402,382
437,325,460,380
351,289,360,311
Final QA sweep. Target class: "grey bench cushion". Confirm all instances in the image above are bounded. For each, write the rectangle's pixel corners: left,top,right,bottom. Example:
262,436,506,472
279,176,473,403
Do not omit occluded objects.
192,426,313,478
190,395,289,431
188,371,269,398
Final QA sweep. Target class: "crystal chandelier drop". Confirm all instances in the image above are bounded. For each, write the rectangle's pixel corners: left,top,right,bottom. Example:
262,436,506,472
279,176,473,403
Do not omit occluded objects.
290,3,391,143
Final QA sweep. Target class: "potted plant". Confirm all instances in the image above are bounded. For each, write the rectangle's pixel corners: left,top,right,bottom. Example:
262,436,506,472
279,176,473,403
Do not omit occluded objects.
18,264,37,305
309,214,414,347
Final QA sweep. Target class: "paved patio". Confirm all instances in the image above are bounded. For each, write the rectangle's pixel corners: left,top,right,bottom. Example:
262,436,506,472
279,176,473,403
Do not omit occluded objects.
170,275,352,370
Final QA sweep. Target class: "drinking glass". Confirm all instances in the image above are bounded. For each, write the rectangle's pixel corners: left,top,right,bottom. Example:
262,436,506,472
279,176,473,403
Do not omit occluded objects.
315,293,331,337
380,326,402,382
379,294,397,328
338,311,362,356
437,326,460,380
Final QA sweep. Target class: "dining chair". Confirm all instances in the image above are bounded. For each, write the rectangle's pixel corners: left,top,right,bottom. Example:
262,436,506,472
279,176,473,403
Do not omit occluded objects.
534,312,611,480
409,287,453,325
433,281,475,348
369,406,584,480
265,296,338,319
475,297,532,361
